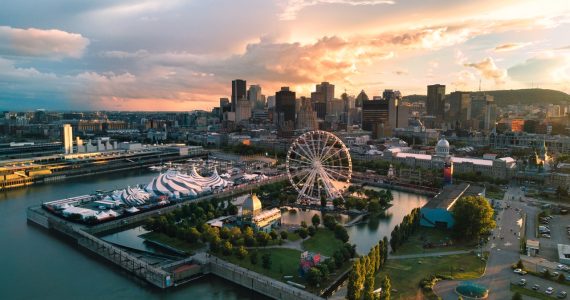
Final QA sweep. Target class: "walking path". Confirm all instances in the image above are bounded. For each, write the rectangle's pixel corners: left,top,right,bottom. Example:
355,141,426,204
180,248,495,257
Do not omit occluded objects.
388,250,471,260
246,238,305,251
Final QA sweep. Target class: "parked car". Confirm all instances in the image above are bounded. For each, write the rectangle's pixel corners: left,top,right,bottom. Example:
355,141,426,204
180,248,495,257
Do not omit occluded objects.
546,287,555,295
514,268,528,275
518,279,527,286
558,291,567,299
542,234,552,238
532,284,541,291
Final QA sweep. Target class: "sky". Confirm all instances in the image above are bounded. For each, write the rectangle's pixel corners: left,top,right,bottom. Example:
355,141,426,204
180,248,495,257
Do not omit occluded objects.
0,0,569,111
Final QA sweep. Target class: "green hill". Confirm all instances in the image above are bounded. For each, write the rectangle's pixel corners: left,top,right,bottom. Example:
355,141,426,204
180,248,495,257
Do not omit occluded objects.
402,89,570,106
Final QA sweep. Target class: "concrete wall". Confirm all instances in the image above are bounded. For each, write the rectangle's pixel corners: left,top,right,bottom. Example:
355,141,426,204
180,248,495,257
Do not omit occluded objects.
208,258,322,300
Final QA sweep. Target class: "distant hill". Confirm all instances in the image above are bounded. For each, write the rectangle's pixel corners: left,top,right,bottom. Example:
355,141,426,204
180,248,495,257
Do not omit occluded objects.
402,89,570,106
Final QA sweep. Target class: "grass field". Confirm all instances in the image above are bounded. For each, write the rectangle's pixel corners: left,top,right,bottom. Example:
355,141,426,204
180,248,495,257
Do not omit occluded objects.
375,253,486,300
286,231,301,242
220,248,303,281
394,227,475,256
140,231,204,254
301,229,345,257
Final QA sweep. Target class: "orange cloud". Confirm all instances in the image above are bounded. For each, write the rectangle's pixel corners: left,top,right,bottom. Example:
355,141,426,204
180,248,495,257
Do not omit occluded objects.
464,57,507,84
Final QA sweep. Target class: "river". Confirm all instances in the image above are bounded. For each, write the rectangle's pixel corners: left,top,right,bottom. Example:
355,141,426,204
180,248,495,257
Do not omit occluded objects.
0,170,427,299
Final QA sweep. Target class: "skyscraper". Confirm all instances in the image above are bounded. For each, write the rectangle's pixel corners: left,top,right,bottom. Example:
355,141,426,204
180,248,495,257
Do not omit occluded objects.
63,124,73,154
235,98,251,123
315,82,334,116
355,90,369,107
426,84,446,122
296,97,318,130
247,84,264,110
446,91,471,128
362,99,389,137
275,87,296,129
231,79,246,112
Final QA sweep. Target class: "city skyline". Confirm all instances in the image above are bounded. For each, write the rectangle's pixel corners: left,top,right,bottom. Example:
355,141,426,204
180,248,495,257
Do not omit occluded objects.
0,0,569,111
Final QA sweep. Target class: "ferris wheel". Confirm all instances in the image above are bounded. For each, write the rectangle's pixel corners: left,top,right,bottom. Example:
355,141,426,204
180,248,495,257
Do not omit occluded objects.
286,130,352,203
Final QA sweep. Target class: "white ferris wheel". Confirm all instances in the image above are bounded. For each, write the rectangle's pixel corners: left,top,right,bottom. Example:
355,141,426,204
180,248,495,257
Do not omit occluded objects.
286,130,352,203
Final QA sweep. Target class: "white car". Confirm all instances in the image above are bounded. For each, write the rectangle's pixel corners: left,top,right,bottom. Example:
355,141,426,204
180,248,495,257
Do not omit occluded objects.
514,268,527,275
546,287,554,295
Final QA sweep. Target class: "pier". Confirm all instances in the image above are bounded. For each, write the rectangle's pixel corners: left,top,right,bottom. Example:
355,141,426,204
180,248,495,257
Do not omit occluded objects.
27,205,324,299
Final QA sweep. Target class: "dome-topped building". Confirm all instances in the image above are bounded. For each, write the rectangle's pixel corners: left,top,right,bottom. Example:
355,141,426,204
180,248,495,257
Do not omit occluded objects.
241,194,262,217
435,136,450,157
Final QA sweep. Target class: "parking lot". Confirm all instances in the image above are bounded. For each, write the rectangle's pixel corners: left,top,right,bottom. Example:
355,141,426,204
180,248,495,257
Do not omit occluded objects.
536,213,570,261
512,273,568,299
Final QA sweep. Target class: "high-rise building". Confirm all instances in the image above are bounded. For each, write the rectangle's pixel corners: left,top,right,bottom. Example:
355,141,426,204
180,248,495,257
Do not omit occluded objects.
275,87,296,129
362,99,389,137
355,90,369,107
446,91,471,128
231,79,246,112
384,89,404,129
247,85,264,110
63,124,73,154
296,97,318,130
426,84,446,122
235,98,251,123
315,82,335,116
310,91,326,119
266,96,276,109
470,93,495,131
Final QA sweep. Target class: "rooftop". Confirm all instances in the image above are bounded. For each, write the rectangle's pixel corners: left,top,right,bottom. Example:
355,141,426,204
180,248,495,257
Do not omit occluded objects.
423,183,485,210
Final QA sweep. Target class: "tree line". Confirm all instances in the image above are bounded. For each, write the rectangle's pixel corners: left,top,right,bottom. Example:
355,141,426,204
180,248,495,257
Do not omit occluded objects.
346,237,390,300
389,208,421,253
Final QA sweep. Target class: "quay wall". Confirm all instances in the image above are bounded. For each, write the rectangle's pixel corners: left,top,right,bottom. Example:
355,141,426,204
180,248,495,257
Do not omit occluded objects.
27,207,171,289
207,257,322,300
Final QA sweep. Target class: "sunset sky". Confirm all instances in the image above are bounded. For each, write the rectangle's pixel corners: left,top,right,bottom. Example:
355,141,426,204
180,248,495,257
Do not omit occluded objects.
0,0,569,111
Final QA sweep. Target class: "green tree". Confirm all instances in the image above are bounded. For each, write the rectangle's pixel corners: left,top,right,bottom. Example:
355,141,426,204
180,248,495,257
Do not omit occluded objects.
312,214,321,227
235,246,248,259
308,225,317,236
307,267,323,286
250,250,258,265
334,224,349,242
222,241,233,256
256,231,270,246
381,276,391,300
452,196,496,241
280,231,288,240
262,253,271,269
298,227,308,239
558,273,566,283
363,271,376,300
323,215,337,230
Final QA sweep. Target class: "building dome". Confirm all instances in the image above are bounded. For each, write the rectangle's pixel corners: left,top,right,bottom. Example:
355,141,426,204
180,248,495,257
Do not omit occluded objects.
242,194,262,217
436,136,450,156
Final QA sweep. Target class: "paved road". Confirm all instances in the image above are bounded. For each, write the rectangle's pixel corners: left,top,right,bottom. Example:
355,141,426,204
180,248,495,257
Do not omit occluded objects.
434,196,524,300
388,250,471,260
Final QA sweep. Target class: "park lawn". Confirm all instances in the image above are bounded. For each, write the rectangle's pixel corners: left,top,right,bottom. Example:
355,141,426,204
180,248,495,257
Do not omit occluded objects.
394,227,476,256
219,248,304,282
140,231,204,254
375,253,486,300
487,190,505,200
302,229,345,257
510,284,553,300
286,231,301,242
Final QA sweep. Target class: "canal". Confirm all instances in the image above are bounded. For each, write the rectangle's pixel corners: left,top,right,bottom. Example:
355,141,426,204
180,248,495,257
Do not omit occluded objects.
0,170,428,299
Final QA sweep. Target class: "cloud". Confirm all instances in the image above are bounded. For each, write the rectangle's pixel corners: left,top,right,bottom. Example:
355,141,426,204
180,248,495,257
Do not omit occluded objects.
494,42,531,52
508,53,570,85
464,57,507,84
279,0,395,21
0,26,89,59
